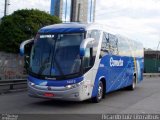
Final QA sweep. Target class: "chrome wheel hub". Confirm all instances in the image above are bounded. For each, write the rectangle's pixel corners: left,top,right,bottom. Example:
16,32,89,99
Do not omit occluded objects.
98,82,103,100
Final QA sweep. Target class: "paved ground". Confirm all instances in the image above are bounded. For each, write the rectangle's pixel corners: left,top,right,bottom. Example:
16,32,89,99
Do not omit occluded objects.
0,77,160,114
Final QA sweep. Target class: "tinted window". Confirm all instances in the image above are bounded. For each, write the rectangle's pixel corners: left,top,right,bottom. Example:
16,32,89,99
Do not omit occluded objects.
109,34,118,55
118,36,132,57
100,32,119,57
83,48,91,68
30,33,84,77
100,32,109,57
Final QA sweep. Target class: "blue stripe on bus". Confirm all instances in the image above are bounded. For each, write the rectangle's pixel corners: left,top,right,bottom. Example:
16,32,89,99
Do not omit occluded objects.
28,75,83,87
39,28,85,33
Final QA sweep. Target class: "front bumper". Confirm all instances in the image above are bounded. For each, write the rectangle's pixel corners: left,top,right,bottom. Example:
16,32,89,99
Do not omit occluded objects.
28,82,89,101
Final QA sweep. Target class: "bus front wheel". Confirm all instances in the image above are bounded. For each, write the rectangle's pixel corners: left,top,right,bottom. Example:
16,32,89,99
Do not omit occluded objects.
91,80,104,103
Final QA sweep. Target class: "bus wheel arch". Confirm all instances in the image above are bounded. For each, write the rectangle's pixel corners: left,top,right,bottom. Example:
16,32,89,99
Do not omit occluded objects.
128,73,137,90
100,78,106,99
134,73,137,84
91,77,106,103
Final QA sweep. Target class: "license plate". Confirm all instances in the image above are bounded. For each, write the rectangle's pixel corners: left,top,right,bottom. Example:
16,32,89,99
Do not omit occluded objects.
44,93,54,97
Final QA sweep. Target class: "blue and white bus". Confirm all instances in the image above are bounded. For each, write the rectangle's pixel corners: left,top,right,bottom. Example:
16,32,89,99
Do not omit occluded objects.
20,23,144,103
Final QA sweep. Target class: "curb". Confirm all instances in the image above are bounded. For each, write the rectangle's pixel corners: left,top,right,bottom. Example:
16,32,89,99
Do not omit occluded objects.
143,73,160,77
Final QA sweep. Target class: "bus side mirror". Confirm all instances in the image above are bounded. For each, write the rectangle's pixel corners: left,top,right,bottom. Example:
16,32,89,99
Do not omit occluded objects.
80,38,95,57
20,38,34,56
20,39,34,71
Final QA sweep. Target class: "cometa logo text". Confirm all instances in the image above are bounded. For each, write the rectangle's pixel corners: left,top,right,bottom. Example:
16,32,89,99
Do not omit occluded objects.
110,57,124,67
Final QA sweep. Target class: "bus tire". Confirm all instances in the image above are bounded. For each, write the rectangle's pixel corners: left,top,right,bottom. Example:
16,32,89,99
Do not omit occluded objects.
128,75,136,90
91,80,104,103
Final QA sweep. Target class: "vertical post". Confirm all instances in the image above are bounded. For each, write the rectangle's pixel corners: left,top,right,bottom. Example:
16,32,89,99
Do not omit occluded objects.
90,0,93,22
10,84,13,90
77,3,81,22
50,0,54,16
155,41,160,72
65,0,67,22
4,0,7,16
70,0,74,22
93,0,96,22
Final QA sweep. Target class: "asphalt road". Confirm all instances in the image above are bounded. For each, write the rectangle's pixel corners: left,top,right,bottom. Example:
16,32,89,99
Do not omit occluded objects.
0,77,160,114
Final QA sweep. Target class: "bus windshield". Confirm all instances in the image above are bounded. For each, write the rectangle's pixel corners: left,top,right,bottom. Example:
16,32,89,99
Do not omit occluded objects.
29,33,84,79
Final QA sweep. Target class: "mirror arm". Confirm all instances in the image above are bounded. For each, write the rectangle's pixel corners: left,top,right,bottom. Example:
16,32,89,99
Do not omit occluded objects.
80,38,94,57
20,38,34,56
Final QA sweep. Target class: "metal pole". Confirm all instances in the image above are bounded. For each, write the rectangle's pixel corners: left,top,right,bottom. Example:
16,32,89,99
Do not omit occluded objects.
70,0,73,22
157,41,160,50
93,0,96,22
90,0,93,22
155,41,160,72
77,3,81,22
4,0,7,16
65,0,67,22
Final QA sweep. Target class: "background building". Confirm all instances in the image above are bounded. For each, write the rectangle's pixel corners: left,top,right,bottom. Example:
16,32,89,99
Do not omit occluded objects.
144,50,160,73
50,0,96,23
70,0,88,22
50,0,63,20
88,0,96,23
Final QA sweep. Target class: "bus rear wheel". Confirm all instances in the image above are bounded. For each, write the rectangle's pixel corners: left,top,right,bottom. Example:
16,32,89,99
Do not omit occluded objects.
128,75,136,90
91,80,104,103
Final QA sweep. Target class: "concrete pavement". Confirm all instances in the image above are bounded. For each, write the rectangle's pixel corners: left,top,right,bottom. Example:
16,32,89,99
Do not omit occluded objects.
0,77,160,114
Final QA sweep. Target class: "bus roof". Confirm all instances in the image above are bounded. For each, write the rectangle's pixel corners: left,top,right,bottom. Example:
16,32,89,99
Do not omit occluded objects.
38,23,115,34
38,23,119,35
38,23,88,33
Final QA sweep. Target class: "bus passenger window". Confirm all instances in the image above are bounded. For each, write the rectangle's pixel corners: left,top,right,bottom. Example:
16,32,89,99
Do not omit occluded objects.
109,34,118,55
100,32,109,57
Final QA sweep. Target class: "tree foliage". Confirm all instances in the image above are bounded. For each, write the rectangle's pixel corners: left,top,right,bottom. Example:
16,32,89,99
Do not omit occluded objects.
0,9,61,53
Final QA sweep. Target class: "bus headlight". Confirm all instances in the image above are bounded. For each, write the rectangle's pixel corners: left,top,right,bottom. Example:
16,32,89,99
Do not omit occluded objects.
65,81,84,90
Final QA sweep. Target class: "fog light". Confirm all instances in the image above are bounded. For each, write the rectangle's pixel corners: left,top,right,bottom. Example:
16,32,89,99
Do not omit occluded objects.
30,82,35,86
66,85,72,89
74,93,79,97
